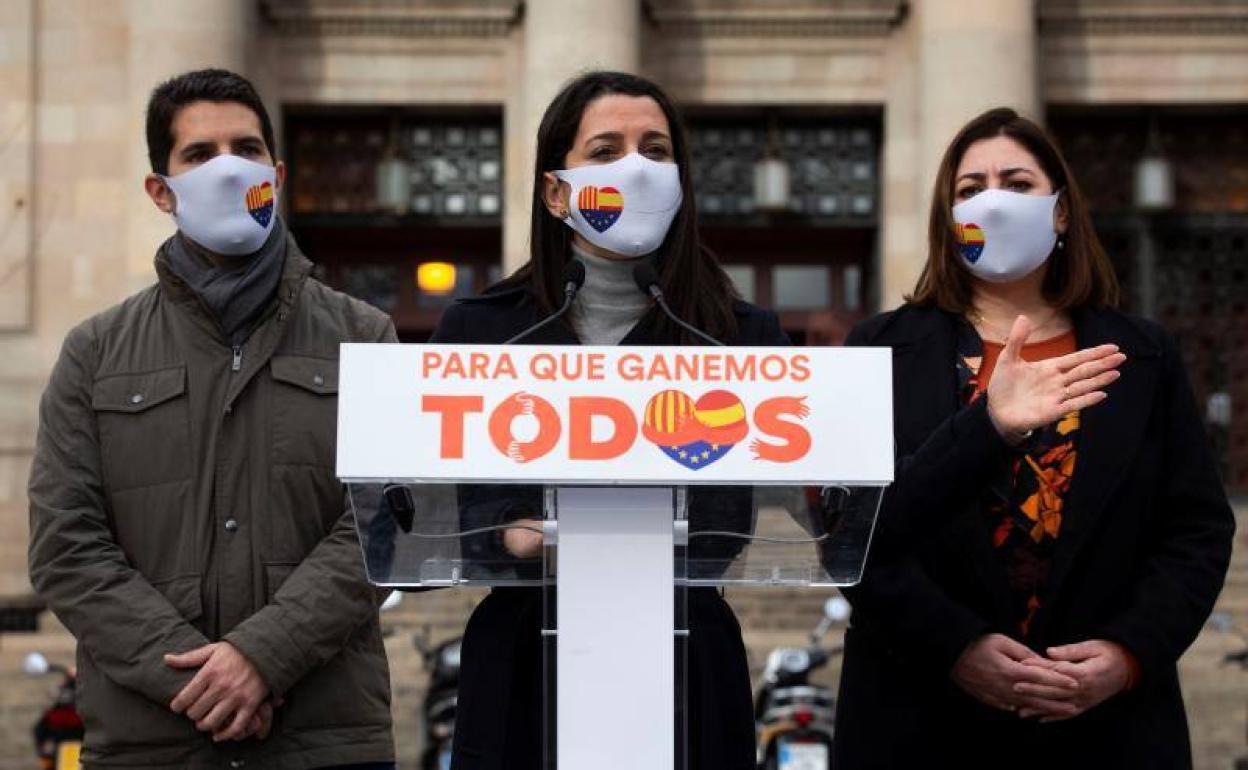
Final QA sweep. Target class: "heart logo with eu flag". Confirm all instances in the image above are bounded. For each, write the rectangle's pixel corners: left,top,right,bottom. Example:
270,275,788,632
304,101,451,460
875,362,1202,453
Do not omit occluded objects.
577,185,624,233
245,181,275,228
955,222,985,264
641,389,749,470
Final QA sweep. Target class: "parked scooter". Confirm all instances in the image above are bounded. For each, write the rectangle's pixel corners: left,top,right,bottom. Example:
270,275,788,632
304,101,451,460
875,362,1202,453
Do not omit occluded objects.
414,626,461,770
754,596,849,770
24,652,83,770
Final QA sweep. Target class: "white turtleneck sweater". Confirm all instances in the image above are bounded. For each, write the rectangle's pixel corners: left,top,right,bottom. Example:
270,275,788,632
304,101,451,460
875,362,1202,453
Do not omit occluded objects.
569,243,652,345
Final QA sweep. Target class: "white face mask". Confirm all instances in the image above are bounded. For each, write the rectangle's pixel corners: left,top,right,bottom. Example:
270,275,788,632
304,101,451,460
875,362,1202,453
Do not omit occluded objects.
952,188,1060,283
554,153,683,258
162,154,278,256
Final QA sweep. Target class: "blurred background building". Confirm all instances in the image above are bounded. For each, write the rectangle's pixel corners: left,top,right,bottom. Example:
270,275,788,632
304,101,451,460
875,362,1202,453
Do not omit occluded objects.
0,0,1246,766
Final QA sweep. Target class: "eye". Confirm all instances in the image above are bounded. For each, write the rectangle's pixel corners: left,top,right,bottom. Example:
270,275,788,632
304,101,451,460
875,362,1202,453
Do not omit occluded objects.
956,184,982,201
643,144,671,160
1007,179,1033,192
589,145,617,161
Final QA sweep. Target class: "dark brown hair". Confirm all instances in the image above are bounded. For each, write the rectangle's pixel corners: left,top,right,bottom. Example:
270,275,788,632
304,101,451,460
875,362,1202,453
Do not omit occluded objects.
146,68,277,175
908,107,1119,311
493,70,738,343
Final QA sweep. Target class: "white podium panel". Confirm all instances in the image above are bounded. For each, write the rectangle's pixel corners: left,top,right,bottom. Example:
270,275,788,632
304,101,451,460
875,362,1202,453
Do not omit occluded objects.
556,487,675,770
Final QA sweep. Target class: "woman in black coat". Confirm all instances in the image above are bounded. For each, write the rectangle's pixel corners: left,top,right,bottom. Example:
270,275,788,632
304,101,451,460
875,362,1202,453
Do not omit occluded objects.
835,108,1235,768
430,71,786,770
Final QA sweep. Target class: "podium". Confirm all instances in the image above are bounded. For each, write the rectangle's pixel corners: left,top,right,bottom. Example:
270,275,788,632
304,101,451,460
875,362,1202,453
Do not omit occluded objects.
338,344,892,770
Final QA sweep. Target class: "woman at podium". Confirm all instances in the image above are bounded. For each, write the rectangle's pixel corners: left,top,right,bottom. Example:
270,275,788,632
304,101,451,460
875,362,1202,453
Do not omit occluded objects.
429,71,787,770
836,107,1235,767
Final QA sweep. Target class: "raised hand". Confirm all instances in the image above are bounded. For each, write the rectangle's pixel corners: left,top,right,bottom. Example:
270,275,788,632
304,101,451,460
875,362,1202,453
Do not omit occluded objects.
986,315,1125,442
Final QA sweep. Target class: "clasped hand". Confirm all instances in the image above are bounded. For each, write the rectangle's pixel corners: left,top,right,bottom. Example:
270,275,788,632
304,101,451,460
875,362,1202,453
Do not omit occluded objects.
951,634,1133,722
165,641,277,742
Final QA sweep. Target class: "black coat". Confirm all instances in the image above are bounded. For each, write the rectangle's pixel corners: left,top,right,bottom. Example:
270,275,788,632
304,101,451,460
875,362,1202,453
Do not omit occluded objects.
429,284,790,770
835,304,1235,769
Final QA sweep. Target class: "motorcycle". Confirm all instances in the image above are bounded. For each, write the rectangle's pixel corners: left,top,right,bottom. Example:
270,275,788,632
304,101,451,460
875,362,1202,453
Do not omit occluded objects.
24,652,83,770
754,596,848,770
415,627,462,770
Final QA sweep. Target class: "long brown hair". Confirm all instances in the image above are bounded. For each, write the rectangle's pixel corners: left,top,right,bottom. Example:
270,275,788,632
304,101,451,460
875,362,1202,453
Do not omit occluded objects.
908,107,1119,311
493,71,738,343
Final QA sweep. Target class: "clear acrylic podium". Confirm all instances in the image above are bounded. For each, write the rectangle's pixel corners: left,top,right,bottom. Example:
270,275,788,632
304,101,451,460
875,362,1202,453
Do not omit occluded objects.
348,480,884,770
337,340,892,770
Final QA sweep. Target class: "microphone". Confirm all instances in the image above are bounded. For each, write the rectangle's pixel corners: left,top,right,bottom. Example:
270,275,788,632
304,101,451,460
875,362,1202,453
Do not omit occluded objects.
631,262,723,346
503,261,587,344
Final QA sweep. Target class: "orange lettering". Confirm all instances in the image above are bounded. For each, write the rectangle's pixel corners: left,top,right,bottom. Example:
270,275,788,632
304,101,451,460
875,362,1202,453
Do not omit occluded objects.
422,351,443,378
568,397,638,460
760,355,787,382
421,394,484,459
469,353,489,379
790,354,811,382
488,392,561,463
749,396,812,463
726,355,756,381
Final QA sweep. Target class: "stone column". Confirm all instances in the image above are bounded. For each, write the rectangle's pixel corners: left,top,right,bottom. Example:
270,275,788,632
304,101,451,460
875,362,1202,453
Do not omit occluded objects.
502,0,640,274
879,0,1039,309
124,0,255,289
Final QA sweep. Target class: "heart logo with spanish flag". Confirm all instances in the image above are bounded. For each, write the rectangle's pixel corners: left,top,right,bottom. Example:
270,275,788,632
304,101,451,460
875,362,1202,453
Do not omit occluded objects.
955,222,985,264
577,185,624,233
245,181,275,228
641,389,748,470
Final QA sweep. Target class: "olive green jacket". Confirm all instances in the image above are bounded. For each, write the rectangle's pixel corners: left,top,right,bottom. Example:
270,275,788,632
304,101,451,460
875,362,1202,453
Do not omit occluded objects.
28,235,395,769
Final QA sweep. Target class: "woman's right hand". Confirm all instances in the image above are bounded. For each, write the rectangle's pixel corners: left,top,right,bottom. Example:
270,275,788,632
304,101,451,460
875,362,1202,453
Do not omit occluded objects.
502,518,545,558
986,315,1126,442
950,633,1080,713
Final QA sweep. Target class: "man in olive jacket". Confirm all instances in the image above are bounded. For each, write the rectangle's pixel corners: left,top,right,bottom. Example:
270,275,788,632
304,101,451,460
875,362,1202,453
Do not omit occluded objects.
28,69,395,769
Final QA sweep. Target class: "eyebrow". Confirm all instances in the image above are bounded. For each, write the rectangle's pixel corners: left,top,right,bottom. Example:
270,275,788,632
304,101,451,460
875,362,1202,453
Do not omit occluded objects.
956,167,1036,183
178,135,266,157
584,129,672,145
178,141,216,158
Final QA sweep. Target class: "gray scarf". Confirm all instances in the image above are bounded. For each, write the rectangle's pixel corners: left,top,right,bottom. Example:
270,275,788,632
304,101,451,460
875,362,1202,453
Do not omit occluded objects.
165,218,287,346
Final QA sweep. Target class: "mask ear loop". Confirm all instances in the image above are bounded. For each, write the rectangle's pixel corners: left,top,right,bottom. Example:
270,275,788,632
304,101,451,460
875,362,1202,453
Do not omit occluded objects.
551,173,574,221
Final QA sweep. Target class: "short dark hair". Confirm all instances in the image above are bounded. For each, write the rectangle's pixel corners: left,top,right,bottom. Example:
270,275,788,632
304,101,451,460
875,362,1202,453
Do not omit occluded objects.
909,107,1119,312
145,68,276,175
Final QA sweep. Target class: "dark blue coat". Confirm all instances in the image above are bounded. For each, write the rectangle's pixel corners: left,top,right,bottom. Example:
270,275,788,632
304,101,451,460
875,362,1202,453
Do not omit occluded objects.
836,304,1235,769
430,284,790,770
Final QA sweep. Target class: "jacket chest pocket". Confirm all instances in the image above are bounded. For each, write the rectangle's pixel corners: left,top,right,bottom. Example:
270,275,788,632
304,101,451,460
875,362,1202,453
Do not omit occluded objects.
92,366,190,491
270,355,338,468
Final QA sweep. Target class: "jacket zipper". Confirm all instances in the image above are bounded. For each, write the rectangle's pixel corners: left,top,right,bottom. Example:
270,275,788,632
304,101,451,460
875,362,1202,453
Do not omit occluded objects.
232,346,243,372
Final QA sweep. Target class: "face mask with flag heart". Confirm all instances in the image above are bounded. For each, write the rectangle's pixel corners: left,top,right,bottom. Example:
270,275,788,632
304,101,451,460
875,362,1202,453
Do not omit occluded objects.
162,153,278,256
554,152,683,258
952,188,1060,283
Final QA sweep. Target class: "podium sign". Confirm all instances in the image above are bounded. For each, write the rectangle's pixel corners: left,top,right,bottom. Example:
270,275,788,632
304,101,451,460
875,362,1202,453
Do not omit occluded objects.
338,342,894,770
337,344,892,485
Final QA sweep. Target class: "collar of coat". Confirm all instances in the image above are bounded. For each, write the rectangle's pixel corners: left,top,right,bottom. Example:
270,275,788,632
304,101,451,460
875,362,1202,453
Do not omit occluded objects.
455,281,760,347
154,231,315,344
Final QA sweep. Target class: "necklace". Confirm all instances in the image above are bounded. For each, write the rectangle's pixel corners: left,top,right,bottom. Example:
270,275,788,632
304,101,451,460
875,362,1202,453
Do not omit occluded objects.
966,305,1065,344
